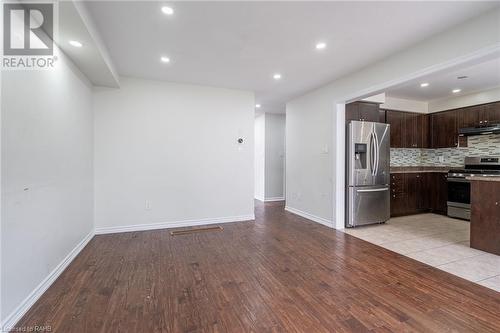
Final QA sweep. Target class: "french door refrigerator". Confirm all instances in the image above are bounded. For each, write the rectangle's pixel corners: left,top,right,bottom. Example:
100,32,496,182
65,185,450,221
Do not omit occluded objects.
346,121,390,227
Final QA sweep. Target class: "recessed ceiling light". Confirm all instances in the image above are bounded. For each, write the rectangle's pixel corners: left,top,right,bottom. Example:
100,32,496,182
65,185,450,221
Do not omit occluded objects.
160,56,170,63
69,40,83,48
452,89,461,93
420,82,429,87
255,104,261,108
161,6,174,15
273,73,282,80
315,42,327,50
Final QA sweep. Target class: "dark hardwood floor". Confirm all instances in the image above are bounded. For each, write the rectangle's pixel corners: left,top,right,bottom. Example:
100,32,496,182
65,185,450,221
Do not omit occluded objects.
16,201,500,332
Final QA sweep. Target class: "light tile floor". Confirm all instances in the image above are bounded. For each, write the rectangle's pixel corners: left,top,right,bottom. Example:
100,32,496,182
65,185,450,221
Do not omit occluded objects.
343,213,500,292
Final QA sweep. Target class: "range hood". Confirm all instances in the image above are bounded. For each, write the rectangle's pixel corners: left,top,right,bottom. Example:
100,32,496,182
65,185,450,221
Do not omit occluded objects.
459,123,500,136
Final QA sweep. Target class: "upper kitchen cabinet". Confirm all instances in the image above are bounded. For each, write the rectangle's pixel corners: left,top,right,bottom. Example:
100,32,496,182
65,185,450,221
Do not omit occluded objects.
405,113,430,148
386,110,429,148
345,101,381,122
457,101,500,129
386,110,405,148
481,101,500,125
431,110,458,148
457,106,480,129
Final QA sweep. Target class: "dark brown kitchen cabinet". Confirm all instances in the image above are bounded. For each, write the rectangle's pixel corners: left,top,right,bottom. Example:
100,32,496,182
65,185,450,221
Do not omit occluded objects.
470,180,500,255
431,110,458,148
390,174,407,216
386,111,405,148
415,173,430,211
418,114,430,148
390,172,442,217
481,102,500,125
404,112,419,148
386,110,429,148
405,113,430,148
345,102,380,122
405,173,420,213
429,173,448,215
458,106,480,129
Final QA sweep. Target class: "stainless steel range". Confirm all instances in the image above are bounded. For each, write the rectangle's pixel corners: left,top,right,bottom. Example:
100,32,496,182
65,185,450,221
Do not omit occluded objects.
447,156,500,220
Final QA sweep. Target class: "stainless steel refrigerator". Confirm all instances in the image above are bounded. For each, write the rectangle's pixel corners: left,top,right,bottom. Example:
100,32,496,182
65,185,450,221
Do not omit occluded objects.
346,121,390,227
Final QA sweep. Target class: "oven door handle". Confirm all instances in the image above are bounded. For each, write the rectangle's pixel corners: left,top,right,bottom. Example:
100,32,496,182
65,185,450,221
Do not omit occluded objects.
447,177,470,183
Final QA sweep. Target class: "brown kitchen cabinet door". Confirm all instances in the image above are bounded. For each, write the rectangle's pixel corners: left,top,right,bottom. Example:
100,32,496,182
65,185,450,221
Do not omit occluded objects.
405,173,429,214
345,102,360,122
358,102,380,122
390,174,407,216
429,173,448,215
386,111,405,148
470,180,500,255
379,109,387,123
404,112,419,148
431,110,458,148
405,173,419,213
418,114,430,148
416,173,430,211
345,102,380,122
481,101,500,125
458,106,480,129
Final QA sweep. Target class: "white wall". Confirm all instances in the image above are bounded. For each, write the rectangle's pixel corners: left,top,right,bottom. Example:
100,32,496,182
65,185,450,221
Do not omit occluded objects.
254,114,265,201
286,91,334,226
382,96,429,113
1,48,94,325
286,8,500,229
264,114,285,200
429,86,500,112
93,78,255,233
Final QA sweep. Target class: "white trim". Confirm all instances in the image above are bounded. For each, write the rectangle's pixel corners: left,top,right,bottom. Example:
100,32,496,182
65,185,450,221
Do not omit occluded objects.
285,206,333,228
2,231,94,332
264,197,285,202
254,196,265,202
334,103,346,231
95,214,255,235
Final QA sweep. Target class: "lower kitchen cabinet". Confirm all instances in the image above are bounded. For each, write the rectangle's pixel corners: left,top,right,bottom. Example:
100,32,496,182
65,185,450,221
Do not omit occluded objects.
470,180,500,255
429,173,448,215
390,172,447,217
390,174,407,216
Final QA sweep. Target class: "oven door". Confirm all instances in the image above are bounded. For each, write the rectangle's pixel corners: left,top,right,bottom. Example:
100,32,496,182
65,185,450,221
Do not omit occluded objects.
447,177,471,220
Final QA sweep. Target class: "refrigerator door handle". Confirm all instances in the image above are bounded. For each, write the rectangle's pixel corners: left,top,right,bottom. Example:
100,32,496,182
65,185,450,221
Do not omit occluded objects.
369,133,375,175
374,130,380,175
356,188,389,193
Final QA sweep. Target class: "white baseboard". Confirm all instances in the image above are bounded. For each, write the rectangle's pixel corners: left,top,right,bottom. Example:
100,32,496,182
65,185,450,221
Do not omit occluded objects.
2,231,94,332
254,196,265,202
95,214,255,235
285,206,333,228
264,197,285,202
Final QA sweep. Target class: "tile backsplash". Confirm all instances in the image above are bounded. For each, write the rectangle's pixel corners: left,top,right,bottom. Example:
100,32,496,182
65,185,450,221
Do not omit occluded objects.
390,134,500,167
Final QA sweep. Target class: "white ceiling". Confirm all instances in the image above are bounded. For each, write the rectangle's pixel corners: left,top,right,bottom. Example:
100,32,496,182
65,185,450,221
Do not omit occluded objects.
386,57,500,102
85,1,499,114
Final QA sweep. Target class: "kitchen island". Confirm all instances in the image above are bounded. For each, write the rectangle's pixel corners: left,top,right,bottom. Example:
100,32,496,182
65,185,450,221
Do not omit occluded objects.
468,177,500,255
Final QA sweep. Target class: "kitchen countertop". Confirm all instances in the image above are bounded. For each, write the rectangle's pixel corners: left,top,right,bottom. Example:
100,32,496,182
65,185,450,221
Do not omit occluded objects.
390,166,451,174
466,176,500,182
